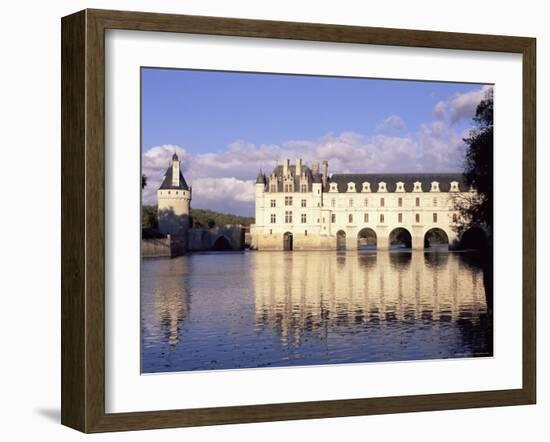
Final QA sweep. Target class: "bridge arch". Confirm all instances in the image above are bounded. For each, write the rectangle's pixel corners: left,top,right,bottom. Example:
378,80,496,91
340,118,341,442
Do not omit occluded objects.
336,230,347,251
357,228,377,250
424,227,450,250
389,227,412,249
460,226,488,250
212,235,232,251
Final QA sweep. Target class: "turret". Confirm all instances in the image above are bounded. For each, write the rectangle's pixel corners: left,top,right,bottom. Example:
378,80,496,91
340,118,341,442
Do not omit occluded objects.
157,152,191,236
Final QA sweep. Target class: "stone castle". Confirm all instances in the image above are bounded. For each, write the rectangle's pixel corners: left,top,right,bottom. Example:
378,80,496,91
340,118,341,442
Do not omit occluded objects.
250,158,477,251
152,155,483,255
149,153,244,256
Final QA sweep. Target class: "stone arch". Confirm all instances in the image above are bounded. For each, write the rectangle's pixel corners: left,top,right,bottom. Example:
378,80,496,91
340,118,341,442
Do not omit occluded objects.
389,227,412,249
283,231,293,251
424,227,450,250
357,228,377,250
212,235,232,251
336,230,346,251
460,227,488,250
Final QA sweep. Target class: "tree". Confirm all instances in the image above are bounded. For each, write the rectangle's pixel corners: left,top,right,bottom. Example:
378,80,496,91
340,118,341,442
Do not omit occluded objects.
142,174,147,189
453,88,493,239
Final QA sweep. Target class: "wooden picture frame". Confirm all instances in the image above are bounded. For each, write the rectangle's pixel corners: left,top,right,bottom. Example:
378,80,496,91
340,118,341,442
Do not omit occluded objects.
61,8,536,433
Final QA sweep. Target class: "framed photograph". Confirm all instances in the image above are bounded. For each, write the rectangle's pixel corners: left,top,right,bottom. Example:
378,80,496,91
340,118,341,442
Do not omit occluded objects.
61,9,536,432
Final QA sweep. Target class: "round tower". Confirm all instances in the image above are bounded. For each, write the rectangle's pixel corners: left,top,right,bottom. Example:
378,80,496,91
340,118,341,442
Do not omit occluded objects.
157,152,191,237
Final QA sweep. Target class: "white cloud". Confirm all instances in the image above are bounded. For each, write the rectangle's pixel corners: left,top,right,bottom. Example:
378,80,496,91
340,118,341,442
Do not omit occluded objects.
375,115,405,132
433,85,492,124
434,101,446,119
142,122,470,215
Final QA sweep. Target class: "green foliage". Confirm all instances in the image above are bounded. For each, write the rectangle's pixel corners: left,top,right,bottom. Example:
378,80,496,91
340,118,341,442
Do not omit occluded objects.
141,205,254,229
142,205,158,229
454,88,493,238
190,208,254,228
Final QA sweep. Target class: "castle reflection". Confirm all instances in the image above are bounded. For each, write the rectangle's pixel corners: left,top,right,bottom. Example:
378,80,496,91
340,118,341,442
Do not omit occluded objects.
252,251,487,347
141,251,492,373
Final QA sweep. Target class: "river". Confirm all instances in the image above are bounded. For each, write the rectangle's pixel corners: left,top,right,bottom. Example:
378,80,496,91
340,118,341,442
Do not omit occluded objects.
141,250,492,373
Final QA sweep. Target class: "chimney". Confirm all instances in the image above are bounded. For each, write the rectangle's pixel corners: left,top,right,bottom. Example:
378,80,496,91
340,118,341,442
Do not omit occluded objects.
283,158,289,176
322,160,328,186
295,158,302,176
172,156,180,187
312,162,319,176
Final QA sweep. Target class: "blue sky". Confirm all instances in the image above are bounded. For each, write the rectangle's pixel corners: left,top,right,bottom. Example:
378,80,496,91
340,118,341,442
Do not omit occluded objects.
141,67,491,215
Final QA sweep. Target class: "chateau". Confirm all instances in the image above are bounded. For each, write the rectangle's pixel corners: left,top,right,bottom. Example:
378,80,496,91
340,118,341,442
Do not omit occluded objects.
250,159,472,251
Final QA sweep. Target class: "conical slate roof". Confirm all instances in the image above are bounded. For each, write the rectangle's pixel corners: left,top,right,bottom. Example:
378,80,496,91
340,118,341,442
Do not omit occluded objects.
158,164,189,190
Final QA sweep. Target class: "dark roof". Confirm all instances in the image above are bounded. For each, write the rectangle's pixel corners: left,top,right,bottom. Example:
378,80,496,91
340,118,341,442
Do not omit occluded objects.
158,164,189,190
256,170,266,184
328,173,467,193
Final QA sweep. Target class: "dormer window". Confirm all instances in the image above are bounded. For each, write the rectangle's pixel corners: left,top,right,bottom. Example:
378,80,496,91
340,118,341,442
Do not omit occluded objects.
377,181,387,192
431,181,440,192
413,181,423,192
347,182,356,192
395,181,405,192
329,183,338,192
450,181,459,192
362,182,371,192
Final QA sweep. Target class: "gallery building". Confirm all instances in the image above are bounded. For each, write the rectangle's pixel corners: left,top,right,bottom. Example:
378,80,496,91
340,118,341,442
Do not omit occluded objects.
250,159,476,251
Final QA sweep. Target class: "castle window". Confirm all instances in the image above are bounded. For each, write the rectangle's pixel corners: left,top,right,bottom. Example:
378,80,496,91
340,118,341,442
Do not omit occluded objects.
414,182,422,192
347,182,356,192
285,211,293,223
433,213,438,223
270,199,276,207
176,191,179,195
305,230,308,236
362,182,371,192
285,196,293,206
396,182,405,192
330,183,338,192
416,213,420,223
433,197,438,207
301,213,307,223
301,199,307,208
450,181,459,192
269,229,272,235
416,197,420,207
398,197,403,207
284,183,293,193
168,191,171,195
364,213,369,223
380,197,385,207
331,214,336,223
431,181,440,192
378,182,387,192
364,198,368,207
380,214,385,223
331,199,336,207
270,184,277,192
349,198,353,207
398,213,403,223
301,183,307,192
270,214,276,223
348,214,353,223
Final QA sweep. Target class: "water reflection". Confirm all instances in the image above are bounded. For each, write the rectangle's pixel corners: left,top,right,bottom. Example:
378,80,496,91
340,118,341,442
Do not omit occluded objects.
141,251,492,373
